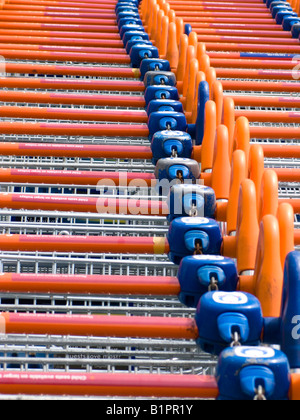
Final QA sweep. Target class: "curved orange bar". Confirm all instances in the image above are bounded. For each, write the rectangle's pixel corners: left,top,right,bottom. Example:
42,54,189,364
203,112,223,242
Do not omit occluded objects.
197,41,206,60
249,144,264,219
0,371,218,399
175,17,184,46
166,21,179,70
212,80,223,126
205,66,216,99
211,124,231,200
198,52,210,74
277,203,295,269
155,9,165,52
259,169,279,222
223,96,235,158
176,33,188,83
188,30,198,50
0,234,169,255
226,150,247,235
150,4,160,42
184,58,199,117
233,116,250,171
253,215,283,318
235,179,259,274
0,273,180,296
182,45,196,97
160,15,169,57
200,100,216,172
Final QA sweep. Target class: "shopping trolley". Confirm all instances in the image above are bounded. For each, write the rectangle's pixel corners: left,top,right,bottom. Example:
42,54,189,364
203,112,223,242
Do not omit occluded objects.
0,0,224,400
0,0,299,400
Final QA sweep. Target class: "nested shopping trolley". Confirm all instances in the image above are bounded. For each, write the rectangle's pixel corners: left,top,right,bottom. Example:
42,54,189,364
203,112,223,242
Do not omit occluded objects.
0,0,223,400
0,0,300,400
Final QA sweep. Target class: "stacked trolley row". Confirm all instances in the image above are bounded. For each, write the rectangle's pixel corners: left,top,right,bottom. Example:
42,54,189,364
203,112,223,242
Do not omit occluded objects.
140,0,300,400
0,0,220,398
0,0,299,400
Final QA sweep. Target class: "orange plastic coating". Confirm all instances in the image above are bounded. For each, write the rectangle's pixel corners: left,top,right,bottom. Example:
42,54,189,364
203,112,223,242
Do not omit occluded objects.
0,234,169,255
233,116,250,171
211,124,231,200
160,15,169,57
176,33,188,85
212,81,223,126
205,66,217,99
0,168,155,186
290,374,300,401
184,58,199,118
200,100,216,172
0,106,148,123
0,371,218,399
0,193,168,216
0,142,152,159
277,203,295,269
253,215,283,318
249,144,264,219
166,21,179,70
198,52,210,74
223,96,235,158
235,179,259,274
226,150,247,234
259,169,279,222
0,90,146,108
0,273,179,296
0,77,144,92
0,122,149,138
156,9,165,52
182,45,195,97
0,312,197,340
175,16,184,46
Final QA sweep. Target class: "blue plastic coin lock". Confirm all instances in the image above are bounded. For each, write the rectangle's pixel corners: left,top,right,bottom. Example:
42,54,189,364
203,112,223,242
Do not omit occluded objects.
154,157,200,183
177,255,238,308
195,291,263,354
148,111,187,138
144,85,179,105
216,346,291,400
126,39,153,54
276,10,297,24
118,17,143,31
147,100,183,116
120,24,146,40
150,130,192,164
282,15,300,30
167,183,216,222
143,71,177,88
129,44,159,68
139,58,171,80
122,30,149,48
167,216,223,264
